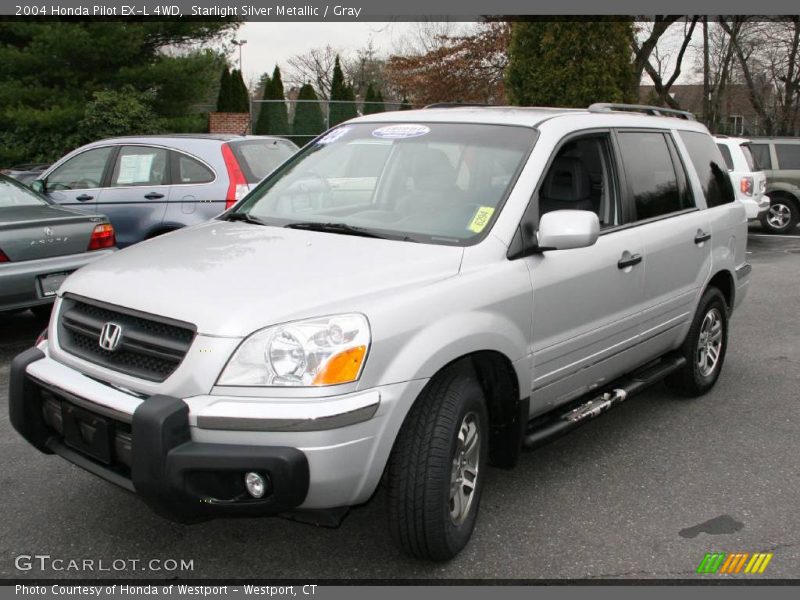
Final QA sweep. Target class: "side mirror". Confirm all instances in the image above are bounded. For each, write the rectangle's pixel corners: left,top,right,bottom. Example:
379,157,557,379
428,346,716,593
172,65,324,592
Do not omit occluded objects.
537,210,599,251
30,179,46,194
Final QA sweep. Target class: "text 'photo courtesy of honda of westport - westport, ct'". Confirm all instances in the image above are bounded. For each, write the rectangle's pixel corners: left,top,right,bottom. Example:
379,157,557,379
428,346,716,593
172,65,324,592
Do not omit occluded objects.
1,0,800,594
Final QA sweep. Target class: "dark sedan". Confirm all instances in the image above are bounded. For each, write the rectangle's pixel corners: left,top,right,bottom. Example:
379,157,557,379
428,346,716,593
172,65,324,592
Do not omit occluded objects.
0,174,116,317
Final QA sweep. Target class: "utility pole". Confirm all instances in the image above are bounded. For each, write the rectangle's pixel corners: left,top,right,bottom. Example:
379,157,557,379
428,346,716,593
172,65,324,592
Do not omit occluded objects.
703,17,711,131
233,39,248,73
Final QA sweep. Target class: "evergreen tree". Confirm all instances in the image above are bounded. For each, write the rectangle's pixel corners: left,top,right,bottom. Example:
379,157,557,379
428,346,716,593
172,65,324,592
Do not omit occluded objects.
292,83,325,146
266,66,290,137
374,90,386,113
253,74,271,134
229,68,251,113
505,20,636,107
329,55,358,126
363,83,383,115
217,65,233,111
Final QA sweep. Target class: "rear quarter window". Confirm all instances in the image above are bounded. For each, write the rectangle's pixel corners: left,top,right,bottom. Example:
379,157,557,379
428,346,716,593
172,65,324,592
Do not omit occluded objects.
679,131,735,208
716,143,735,170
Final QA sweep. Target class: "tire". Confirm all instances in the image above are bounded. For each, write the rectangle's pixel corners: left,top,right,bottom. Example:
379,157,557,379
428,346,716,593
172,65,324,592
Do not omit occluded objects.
386,363,489,561
759,195,799,234
30,304,53,320
665,287,728,397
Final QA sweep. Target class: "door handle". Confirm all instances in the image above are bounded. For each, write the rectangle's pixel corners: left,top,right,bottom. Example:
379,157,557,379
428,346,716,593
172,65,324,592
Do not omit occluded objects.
144,192,165,200
618,253,642,269
75,194,93,202
694,231,711,244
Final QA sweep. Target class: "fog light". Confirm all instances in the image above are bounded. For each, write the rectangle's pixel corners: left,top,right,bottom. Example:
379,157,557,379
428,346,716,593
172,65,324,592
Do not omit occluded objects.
244,472,266,498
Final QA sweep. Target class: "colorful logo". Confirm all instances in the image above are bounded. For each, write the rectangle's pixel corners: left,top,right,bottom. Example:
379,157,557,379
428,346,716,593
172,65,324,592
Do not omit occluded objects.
696,552,773,574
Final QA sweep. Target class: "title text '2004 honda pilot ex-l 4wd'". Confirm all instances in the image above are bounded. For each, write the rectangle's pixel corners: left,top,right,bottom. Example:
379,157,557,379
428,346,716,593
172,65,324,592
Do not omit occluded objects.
10,103,750,561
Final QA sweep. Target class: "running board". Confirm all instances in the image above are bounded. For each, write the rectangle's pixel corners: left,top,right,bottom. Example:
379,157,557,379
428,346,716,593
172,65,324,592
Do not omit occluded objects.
522,355,686,450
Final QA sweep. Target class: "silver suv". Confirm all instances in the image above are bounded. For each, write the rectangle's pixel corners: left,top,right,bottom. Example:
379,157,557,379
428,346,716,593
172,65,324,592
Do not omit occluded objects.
10,104,750,561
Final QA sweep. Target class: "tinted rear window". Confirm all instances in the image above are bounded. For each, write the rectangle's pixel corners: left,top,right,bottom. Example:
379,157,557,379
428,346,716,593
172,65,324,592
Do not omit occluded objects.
776,144,800,170
716,143,734,170
229,140,296,183
748,143,772,170
679,131,735,207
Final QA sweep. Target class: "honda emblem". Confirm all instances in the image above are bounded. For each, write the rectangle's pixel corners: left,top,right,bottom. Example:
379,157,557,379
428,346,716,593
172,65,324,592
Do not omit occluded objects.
98,322,123,351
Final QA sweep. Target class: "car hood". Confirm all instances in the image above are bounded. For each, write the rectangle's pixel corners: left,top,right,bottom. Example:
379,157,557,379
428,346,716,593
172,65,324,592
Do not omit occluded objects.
60,221,464,337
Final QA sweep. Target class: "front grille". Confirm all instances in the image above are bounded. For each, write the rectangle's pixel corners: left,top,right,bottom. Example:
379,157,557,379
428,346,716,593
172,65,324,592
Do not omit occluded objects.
58,296,196,382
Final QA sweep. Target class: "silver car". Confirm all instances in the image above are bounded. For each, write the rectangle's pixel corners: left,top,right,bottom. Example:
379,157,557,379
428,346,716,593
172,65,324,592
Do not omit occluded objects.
10,104,750,561
33,134,298,247
0,174,115,316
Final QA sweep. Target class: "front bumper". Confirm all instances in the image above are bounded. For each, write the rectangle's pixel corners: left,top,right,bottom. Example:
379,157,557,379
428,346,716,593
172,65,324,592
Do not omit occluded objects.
0,249,115,312
10,347,309,522
10,347,427,521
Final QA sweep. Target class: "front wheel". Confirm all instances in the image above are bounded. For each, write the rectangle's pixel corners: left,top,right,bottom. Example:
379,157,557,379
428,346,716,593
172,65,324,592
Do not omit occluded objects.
386,364,488,561
760,196,799,234
666,287,729,397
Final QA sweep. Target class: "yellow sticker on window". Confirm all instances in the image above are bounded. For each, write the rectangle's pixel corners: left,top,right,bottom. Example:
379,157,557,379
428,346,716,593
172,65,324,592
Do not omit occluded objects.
468,206,495,233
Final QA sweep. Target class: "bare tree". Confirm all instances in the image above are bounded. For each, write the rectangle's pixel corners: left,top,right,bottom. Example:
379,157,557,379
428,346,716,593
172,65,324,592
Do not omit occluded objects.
285,45,340,100
632,16,698,109
343,40,388,99
696,18,743,132
723,17,800,135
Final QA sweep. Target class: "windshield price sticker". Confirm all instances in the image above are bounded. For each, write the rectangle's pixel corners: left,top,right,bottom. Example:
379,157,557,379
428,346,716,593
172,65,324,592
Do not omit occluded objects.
468,206,495,233
372,124,431,139
317,126,352,145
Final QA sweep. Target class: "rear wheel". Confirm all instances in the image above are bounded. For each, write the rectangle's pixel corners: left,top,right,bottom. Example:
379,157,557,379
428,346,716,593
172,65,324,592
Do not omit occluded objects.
760,195,799,234
666,287,728,397
386,364,488,561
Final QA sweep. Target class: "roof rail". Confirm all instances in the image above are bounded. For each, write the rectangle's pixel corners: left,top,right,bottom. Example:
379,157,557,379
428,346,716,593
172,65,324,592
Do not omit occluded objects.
423,103,493,109
587,103,696,121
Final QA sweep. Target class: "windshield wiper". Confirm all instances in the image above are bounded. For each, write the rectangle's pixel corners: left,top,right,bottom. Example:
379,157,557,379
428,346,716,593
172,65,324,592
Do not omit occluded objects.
285,221,392,240
224,212,268,225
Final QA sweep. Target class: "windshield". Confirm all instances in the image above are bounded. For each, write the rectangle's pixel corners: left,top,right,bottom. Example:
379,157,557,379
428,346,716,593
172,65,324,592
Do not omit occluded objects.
233,122,536,245
0,176,48,208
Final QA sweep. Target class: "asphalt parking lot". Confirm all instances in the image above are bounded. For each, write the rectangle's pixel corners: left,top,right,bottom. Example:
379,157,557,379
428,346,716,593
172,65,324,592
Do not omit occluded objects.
1,227,799,580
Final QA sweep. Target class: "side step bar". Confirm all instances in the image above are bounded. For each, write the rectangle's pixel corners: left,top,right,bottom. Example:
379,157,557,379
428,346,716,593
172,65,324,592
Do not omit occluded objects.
522,355,686,450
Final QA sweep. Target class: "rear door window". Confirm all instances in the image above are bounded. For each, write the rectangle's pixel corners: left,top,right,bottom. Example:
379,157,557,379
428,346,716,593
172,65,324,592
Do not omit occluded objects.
775,144,800,169
110,146,169,187
678,131,735,207
747,143,772,170
617,131,694,220
229,139,296,183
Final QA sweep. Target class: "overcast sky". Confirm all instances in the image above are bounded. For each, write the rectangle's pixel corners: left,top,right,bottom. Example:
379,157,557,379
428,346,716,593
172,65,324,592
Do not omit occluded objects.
237,22,417,85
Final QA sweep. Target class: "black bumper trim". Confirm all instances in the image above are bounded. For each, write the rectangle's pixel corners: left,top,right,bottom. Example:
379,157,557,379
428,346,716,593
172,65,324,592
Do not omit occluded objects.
9,352,310,523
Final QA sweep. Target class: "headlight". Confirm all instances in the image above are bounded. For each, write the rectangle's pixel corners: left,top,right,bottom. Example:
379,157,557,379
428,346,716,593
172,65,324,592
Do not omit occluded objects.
217,313,370,387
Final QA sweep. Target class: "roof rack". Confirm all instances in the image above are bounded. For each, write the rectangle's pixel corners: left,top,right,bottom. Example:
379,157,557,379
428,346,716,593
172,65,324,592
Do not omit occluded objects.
423,103,493,109
587,103,696,121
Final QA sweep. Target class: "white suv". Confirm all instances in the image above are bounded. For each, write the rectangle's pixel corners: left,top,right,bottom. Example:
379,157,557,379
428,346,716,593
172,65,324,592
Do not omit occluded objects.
10,103,750,561
715,135,770,219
